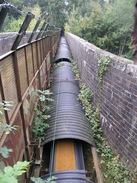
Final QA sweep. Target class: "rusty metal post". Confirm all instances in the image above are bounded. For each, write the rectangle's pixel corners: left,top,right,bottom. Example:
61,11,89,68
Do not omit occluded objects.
91,147,103,183
36,42,41,89
11,12,34,50
39,41,42,65
36,21,46,40
31,43,35,75
42,39,45,60
28,19,41,43
0,74,9,124
42,23,49,38
24,47,29,85
50,35,53,66
0,3,8,30
12,51,30,161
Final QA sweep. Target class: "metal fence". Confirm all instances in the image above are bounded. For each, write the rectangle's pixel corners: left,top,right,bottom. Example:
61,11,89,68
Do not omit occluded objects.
0,31,60,163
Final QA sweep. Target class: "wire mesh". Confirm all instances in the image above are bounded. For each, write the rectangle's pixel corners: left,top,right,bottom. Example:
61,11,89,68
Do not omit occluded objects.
16,48,28,95
26,45,33,83
0,91,6,138
0,55,18,119
32,42,37,73
40,61,46,87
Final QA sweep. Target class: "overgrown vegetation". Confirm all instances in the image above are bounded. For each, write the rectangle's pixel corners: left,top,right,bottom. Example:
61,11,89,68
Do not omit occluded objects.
71,60,80,80
0,101,30,183
71,59,136,183
98,55,112,102
66,0,134,59
32,89,53,141
1,2,42,32
0,101,18,160
31,176,56,183
0,161,30,183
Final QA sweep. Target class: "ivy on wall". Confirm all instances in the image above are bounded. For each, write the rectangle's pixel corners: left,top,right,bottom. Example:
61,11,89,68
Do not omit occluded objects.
71,59,136,182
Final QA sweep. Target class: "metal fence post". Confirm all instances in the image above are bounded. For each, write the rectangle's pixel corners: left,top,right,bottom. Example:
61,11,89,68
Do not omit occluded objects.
36,21,46,40
28,19,41,43
11,12,34,50
0,74,9,124
12,51,30,161
24,47,29,86
36,42,41,89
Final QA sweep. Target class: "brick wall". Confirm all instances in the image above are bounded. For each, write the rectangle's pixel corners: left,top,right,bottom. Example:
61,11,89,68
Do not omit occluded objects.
66,32,137,172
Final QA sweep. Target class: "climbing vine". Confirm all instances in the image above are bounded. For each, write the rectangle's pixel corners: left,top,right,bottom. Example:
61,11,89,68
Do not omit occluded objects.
71,60,135,183
98,56,112,88
32,89,54,141
98,55,112,103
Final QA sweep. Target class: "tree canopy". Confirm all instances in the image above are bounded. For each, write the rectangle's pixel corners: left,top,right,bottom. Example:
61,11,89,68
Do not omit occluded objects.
38,0,67,27
0,0,135,59
66,0,135,59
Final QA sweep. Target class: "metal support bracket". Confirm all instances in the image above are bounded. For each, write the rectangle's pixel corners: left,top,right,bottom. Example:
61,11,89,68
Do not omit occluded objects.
28,18,41,43
41,23,49,38
0,1,8,30
36,21,46,40
11,12,34,50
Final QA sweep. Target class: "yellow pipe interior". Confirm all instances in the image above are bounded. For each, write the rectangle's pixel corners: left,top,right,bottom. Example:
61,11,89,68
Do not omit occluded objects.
55,140,76,172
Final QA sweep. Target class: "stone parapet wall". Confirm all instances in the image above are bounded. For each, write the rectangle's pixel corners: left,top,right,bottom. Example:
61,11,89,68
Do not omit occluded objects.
0,32,38,56
66,32,137,172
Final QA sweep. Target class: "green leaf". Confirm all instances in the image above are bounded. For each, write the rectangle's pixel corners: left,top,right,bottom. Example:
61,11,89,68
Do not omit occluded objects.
39,95,46,102
3,124,19,133
0,102,4,106
31,177,44,183
42,115,51,120
3,108,10,111
0,146,13,158
0,175,17,183
4,166,14,176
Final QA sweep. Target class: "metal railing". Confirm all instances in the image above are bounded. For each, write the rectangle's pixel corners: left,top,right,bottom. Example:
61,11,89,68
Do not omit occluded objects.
0,31,60,163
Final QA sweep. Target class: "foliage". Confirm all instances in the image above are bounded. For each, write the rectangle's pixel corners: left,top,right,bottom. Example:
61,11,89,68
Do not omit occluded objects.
71,59,80,79
0,101,19,161
0,146,13,159
78,83,134,182
0,161,30,183
31,176,56,183
98,56,112,95
71,60,135,182
27,5,42,31
0,101,18,133
32,89,53,141
0,101,13,116
7,0,37,19
0,101,30,183
38,0,67,27
1,3,40,32
2,124,19,133
66,0,135,59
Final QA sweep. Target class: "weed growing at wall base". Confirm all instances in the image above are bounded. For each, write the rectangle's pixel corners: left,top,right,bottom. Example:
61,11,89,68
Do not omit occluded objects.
31,176,56,183
71,60,136,182
78,83,135,183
